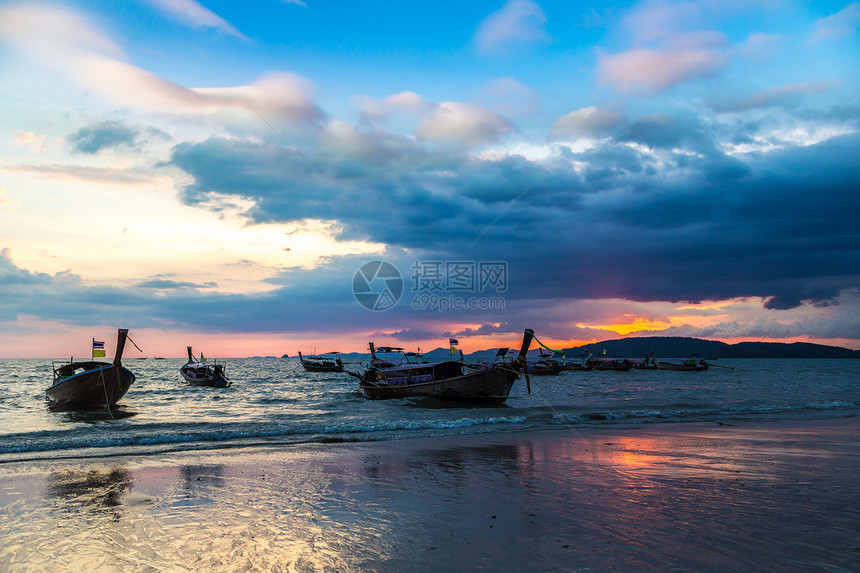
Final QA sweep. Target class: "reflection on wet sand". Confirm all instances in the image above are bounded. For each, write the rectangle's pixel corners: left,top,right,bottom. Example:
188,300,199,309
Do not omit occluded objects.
0,421,856,572
182,464,225,487
46,466,133,518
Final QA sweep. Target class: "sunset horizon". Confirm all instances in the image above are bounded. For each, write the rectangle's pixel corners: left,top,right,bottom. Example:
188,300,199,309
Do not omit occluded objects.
2,1,858,358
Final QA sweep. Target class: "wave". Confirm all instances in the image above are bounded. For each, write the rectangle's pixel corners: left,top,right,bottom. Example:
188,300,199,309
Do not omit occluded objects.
0,415,530,457
2,399,856,461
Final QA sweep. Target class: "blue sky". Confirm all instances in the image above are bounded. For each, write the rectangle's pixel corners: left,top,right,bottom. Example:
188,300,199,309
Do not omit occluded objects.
1,0,858,357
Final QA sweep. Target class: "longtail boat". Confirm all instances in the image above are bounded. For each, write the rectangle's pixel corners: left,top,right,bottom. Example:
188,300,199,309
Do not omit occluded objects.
649,352,708,371
586,356,632,371
47,329,136,408
348,329,535,403
298,351,345,372
180,346,231,387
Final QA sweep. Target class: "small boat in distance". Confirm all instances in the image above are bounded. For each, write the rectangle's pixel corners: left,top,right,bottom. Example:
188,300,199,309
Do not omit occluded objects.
298,351,345,372
558,355,592,371
180,347,231,387
651,352,708,371
47,329,136,408
525,351,564,375
487,348,562,375
587,358,632,371
630,355,657,370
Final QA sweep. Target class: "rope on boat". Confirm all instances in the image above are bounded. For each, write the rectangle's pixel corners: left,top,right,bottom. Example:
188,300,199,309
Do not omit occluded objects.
99,367,114,419
126,334,144,354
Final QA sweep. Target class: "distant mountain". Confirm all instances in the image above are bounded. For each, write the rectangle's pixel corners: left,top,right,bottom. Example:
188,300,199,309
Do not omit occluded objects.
287,337,859,362
561,337,860,359
566,337,727,359
718,341,860,359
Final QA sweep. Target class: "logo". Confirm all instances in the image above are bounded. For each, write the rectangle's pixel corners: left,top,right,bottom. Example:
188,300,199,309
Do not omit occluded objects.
353,261,403,311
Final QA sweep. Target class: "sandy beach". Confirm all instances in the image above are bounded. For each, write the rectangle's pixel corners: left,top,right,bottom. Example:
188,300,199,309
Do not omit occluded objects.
1,417,858,572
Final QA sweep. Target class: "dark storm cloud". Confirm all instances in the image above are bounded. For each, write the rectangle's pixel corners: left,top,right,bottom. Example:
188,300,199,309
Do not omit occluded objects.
452,322,518,336
370,327,439,341
0,255,147,325
619,113,710,151
10,111,855,342
0,248,536,343
165,124,860,315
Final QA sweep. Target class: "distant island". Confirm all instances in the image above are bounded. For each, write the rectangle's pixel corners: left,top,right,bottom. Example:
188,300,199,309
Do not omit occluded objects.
321,336,860,361
560,337,860,359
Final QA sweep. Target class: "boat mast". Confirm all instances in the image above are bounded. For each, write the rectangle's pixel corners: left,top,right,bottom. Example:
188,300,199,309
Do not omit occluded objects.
511,329,535,367
114,329,129,366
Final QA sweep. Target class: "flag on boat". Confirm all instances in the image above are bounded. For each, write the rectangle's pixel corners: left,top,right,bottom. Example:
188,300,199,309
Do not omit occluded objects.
92,339,106,358
449,338,458,355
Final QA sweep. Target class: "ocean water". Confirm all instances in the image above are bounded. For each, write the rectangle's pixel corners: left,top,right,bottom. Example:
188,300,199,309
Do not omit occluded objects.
1,357,858,463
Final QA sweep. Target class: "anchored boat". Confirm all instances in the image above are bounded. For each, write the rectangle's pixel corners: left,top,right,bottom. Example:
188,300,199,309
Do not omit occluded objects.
47,329,136,408
298,351,345,372
348,329,535,403
180,347,231,387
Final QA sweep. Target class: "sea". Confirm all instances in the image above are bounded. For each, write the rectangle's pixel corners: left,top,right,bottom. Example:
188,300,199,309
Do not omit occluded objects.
1,356,858,464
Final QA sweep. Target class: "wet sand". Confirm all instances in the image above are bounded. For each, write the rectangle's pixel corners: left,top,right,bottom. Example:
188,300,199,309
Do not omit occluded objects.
1,417,858,572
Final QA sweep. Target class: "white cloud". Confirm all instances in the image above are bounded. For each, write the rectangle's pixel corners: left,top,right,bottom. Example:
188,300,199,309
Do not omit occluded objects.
622,0,705,45
550,106,627,139
597,32,728,96
810,2,860,44
0,4,320,122
357,91,433,124
12,132,47,153
596,1,729,96
318,119,422,162
0,3,124,59
145,0,246,38
474,0,549,55
726,81,830,112
194,73,322,121
415,102,513,146
358,91,517,148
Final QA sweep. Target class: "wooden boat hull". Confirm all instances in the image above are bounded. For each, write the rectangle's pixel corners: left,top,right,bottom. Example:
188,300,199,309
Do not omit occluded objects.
180,370,231,387
181,346,231,387
46,363,136,408
299,362,344,372
587,359,632,371
298,351,344,372
180,365,231,387
359,365,518,404
523,364,562,376
655,362,707,371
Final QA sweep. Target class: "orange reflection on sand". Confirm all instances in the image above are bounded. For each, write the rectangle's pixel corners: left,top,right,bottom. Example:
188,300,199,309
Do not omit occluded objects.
510,432,752,481
510,434,666,468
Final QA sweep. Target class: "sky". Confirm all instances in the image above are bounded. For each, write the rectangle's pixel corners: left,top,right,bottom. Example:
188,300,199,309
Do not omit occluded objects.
1,0,859,358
